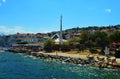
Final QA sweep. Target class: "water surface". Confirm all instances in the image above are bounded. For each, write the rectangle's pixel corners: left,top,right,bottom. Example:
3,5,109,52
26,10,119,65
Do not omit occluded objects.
0,52,120,79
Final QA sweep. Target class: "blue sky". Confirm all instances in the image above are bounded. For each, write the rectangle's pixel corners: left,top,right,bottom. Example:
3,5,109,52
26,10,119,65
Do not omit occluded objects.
0,0,120,34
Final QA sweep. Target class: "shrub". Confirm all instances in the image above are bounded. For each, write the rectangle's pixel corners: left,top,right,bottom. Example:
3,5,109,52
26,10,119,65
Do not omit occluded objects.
61,42,70,52
44,39,55,52
89,48,99,54
53,44,61,51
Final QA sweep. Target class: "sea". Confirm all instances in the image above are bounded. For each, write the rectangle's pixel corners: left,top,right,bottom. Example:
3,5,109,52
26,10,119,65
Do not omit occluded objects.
0,52,120,79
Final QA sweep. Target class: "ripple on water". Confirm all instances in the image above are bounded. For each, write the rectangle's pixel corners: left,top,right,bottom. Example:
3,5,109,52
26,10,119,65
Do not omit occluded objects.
0,52,120,79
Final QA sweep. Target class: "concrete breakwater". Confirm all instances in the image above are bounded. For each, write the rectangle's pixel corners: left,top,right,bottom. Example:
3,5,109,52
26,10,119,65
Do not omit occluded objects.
8,47,120,69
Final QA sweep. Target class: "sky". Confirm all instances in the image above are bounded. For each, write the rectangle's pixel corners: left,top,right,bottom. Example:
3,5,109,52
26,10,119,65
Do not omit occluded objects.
0,0,120,34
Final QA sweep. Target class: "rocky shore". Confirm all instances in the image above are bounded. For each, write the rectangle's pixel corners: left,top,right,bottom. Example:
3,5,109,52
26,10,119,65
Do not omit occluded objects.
8,47,120,69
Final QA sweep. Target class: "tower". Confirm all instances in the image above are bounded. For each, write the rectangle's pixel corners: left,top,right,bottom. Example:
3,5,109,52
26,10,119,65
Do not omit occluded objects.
59,15,63,44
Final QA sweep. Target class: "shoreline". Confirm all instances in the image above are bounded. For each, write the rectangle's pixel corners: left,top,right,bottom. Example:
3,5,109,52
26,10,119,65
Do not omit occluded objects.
8,48,120,70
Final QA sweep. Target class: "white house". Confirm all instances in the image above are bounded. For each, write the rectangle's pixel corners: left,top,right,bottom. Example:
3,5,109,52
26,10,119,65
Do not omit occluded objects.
51,33,66,44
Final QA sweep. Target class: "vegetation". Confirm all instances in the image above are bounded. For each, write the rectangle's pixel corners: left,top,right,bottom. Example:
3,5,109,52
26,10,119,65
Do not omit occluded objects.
91,31,109,48
65,24,120,32
109,31,120,43
0,24,117,56
61,42,70,52
44,25,120,56
44,38,55,52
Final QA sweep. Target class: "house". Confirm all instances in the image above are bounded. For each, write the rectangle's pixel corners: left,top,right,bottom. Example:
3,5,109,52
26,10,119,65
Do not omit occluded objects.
51,33,66,44
14,33,38,44
36,33,49,42
64,33,71,40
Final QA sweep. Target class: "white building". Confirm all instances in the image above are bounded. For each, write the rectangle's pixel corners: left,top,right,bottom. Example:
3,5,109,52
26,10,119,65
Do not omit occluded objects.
51,33,66,44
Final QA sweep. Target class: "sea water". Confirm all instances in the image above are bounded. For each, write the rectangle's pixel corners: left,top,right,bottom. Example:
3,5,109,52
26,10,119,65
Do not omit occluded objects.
0,52,120,79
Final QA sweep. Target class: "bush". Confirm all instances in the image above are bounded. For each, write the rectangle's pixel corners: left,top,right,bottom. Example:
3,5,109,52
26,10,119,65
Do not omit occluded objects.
53,44,61,51
89,48,99,54
68,38,80,50
77,44,85,52
61,42,70,52
44,39,55,52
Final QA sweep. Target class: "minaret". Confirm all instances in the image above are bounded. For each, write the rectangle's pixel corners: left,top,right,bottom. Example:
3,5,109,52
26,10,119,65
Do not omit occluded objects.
59,15,63,44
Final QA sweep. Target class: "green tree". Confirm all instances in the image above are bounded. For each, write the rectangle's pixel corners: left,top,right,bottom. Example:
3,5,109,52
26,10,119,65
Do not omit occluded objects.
52,44,61,51
68,38,80,50
91,31,109,48
80,30,90,43
44,38,55,52
109,31,120,43
61,42,70,52
80,30,93,48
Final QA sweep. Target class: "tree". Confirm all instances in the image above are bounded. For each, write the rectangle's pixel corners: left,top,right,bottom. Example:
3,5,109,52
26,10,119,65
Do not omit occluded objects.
80,30,93,48
61,42,70,52
44,38,55,52
91,31,109,48
52,44,61,51
68,38,80,50
80,30,90,43
109,31,120,43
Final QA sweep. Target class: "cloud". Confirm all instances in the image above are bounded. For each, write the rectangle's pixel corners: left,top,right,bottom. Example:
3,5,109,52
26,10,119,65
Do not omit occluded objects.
0,26,33,34
105,9,112,13
2,0,6,3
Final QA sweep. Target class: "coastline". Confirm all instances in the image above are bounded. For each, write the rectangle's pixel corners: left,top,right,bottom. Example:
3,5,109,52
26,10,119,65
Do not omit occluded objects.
8,48,120,70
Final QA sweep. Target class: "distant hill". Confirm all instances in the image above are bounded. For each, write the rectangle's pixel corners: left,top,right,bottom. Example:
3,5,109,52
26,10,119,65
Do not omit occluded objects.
48,24,120,36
